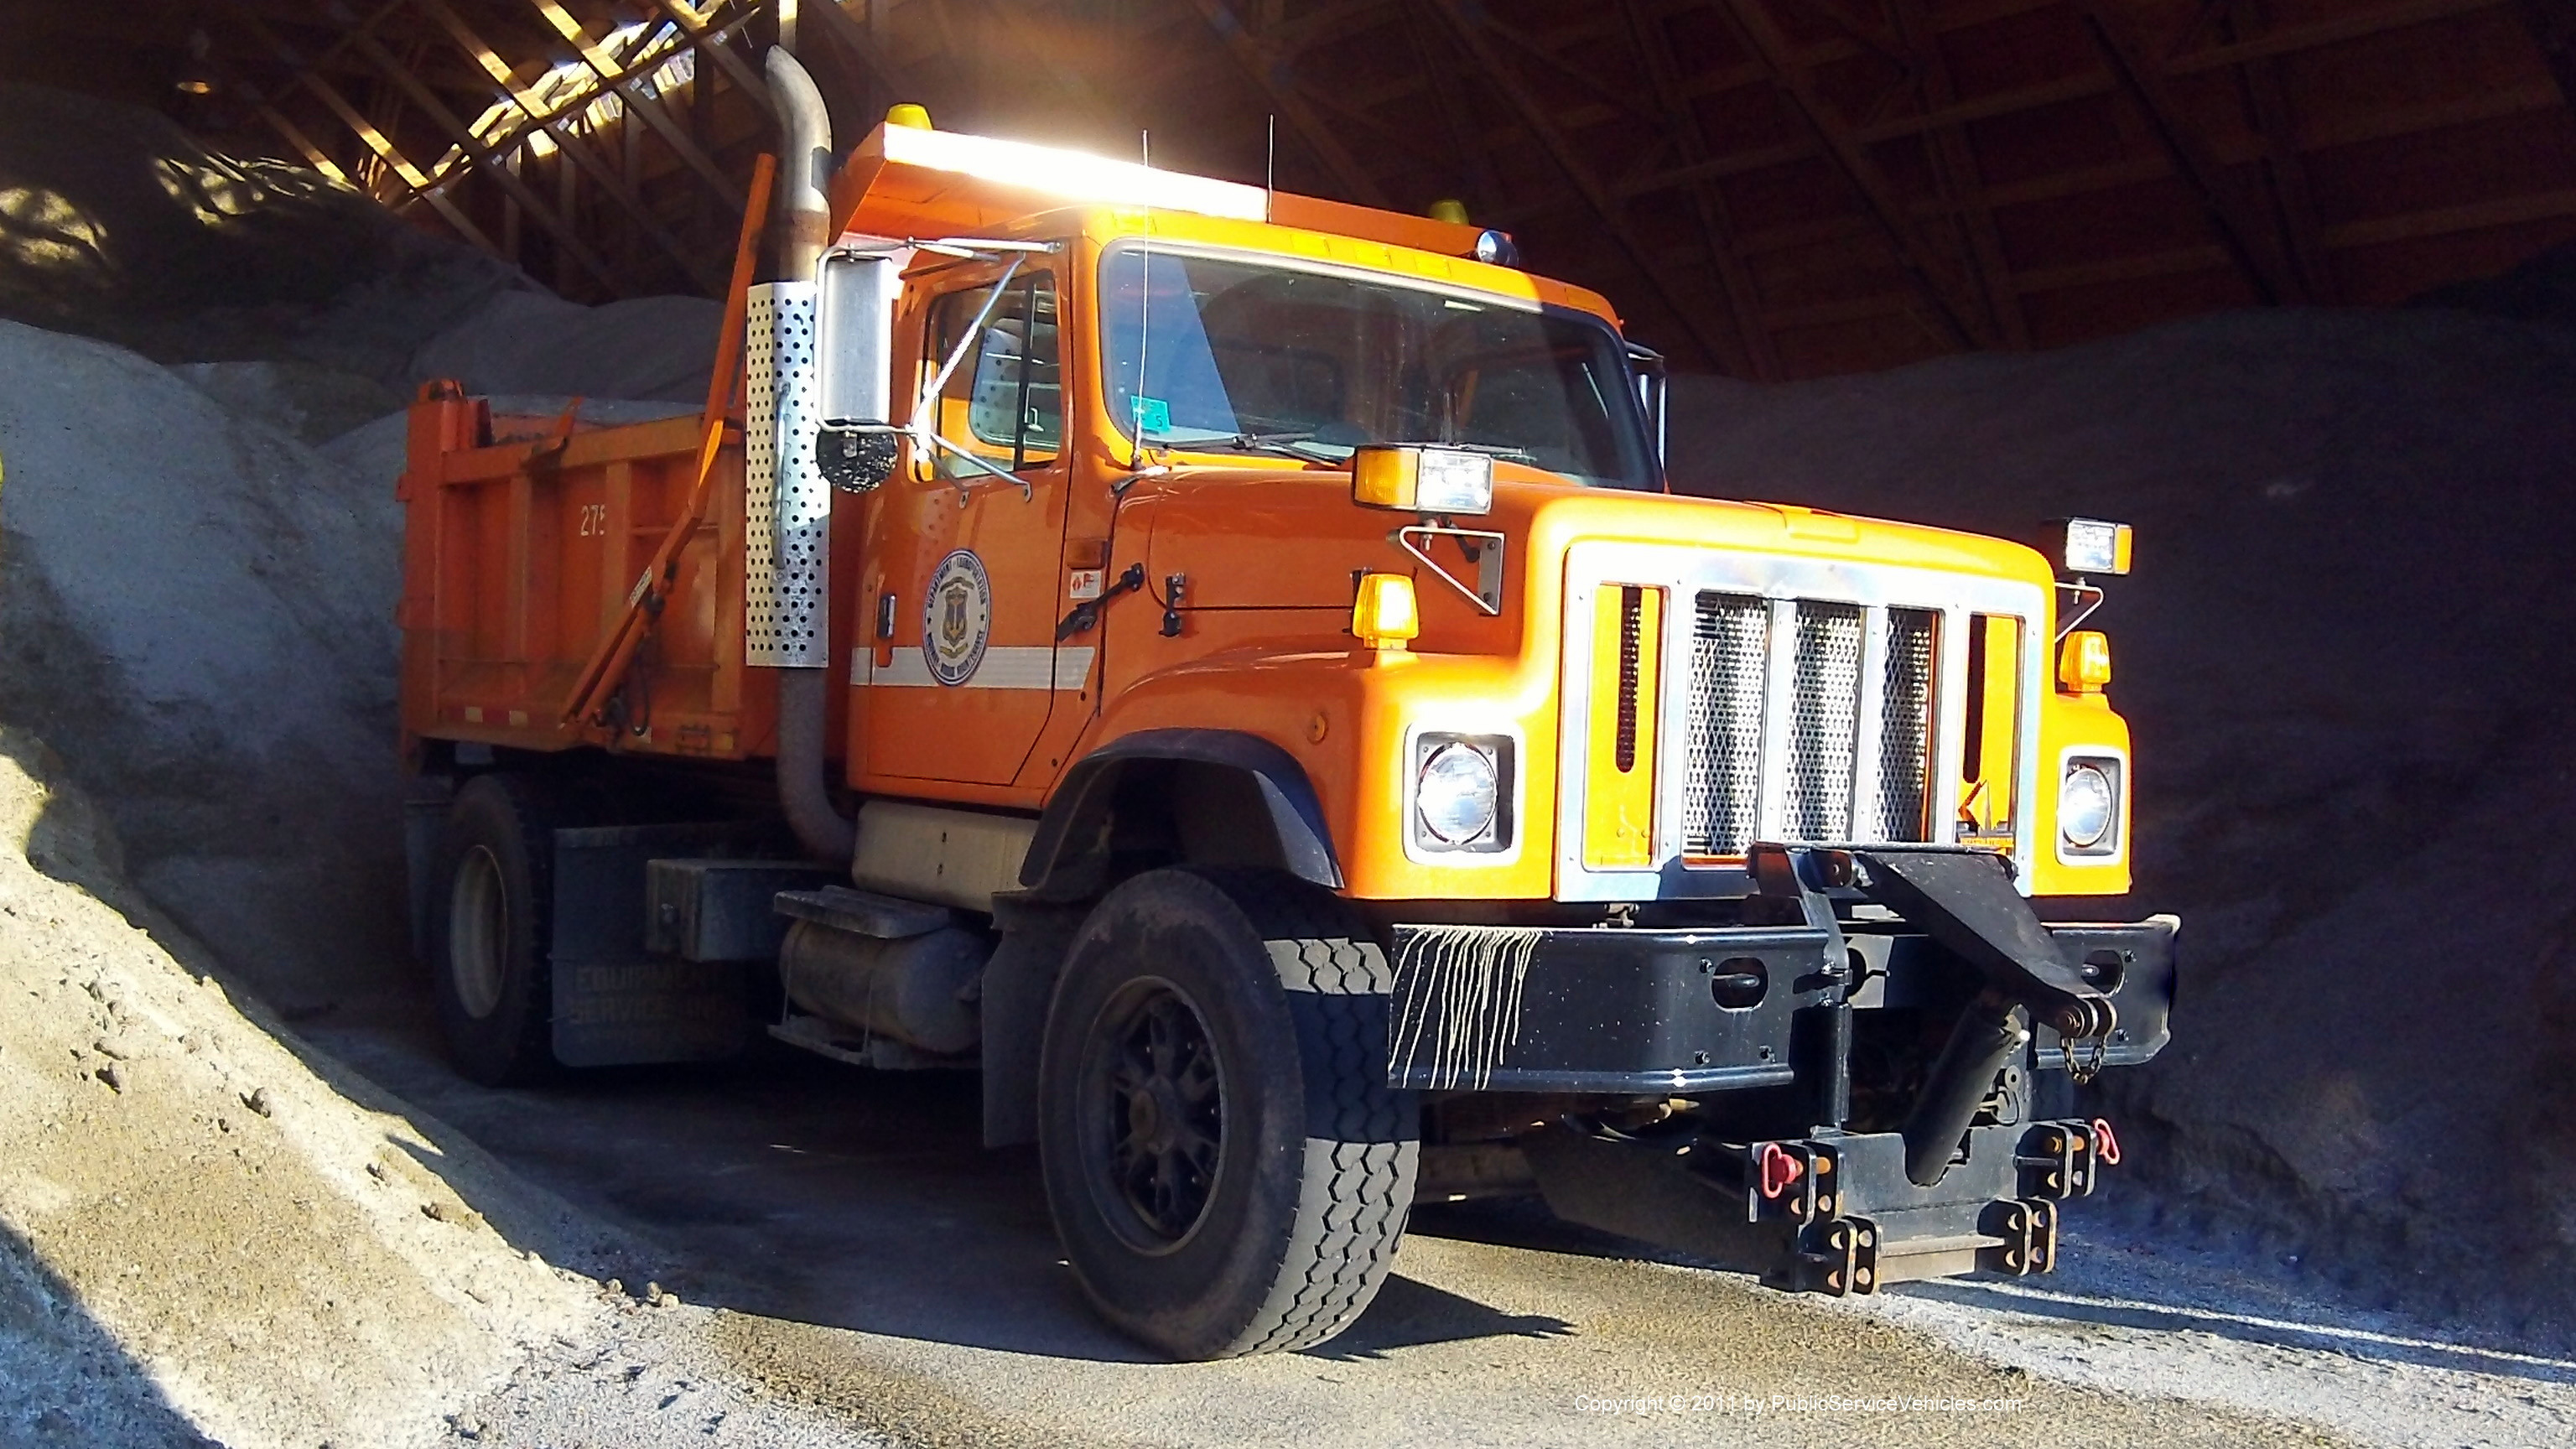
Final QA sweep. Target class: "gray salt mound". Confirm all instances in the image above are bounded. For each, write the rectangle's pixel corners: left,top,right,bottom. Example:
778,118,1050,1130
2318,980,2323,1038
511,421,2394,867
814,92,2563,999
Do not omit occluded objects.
1668,305,2576,1311
410,291,722,404
0,318,406,1007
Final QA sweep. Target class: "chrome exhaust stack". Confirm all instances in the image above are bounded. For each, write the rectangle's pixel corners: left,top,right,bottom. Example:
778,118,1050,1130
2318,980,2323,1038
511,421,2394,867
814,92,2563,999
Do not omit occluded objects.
750,47,853,864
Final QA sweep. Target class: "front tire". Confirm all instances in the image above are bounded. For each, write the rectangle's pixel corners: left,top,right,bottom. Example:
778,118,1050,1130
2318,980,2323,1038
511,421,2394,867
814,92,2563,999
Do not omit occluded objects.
1038,869,1417,1359
429,774,558,1086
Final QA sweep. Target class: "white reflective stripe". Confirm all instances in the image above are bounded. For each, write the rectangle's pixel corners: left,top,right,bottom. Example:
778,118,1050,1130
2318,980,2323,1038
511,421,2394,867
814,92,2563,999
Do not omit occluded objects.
855,645,1089,690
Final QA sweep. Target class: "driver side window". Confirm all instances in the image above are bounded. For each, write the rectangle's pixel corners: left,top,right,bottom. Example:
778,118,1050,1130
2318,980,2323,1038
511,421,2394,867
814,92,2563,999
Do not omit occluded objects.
926,273,1061,478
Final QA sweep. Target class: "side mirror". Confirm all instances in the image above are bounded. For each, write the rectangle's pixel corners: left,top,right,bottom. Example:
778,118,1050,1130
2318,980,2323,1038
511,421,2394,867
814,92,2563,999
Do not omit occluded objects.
817,419,898,491
1627,341,1667,475
816,244,902,492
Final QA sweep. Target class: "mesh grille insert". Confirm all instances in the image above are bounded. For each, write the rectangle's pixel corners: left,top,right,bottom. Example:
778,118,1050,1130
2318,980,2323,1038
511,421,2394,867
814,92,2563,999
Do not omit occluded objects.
1681,594,1768,854
1783,602,1864,840
1873,607,1939,841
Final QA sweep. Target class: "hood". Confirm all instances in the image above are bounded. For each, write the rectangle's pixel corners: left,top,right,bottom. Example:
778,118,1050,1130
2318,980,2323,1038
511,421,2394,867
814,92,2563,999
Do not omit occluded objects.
1131,465,2057,615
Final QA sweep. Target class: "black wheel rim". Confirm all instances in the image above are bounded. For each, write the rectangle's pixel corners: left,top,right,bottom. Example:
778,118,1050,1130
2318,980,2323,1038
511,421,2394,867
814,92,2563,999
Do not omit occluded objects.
1085,979,1226,1250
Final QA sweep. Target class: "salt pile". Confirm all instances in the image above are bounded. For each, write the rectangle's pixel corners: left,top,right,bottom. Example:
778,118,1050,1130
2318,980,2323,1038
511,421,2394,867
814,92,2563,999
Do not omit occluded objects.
0,83,719,1007
1669,305,2576,1312
0,728,605,1448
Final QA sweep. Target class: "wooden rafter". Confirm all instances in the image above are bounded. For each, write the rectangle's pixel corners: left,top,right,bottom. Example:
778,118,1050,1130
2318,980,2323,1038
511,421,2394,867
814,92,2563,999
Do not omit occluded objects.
1187,0,1394,205
413,0,729,294
2515,0,2576,110
526,0,746,208
804,0,903,104
2070,0,2309,305
200,52,358,189
1883,0,2031,346
1426,0,1738,371
221,3,501,252
960,0,1128,134
2223,1,2335,304
1618,0,1779,377
1396,3,1508,216
321,1,624,293
643,0,779,119
1716,0,1996,349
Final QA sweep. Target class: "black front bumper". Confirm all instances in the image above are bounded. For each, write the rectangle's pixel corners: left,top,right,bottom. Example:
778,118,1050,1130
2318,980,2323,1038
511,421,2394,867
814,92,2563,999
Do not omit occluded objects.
1385,845,2173,1294
1384,913,2174,1094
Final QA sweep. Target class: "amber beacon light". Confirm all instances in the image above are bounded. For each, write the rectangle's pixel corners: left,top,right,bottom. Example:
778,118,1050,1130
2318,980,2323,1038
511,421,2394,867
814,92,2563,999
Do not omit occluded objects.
1351,573,1420,650
2059,630,2113,693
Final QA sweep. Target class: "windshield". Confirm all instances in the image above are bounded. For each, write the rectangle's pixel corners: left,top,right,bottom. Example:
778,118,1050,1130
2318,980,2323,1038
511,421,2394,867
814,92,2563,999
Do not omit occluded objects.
1098,244,1658,490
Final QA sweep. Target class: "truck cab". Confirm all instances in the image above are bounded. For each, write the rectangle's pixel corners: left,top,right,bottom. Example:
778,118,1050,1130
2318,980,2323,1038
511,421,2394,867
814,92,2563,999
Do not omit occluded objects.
397,51,2173,1362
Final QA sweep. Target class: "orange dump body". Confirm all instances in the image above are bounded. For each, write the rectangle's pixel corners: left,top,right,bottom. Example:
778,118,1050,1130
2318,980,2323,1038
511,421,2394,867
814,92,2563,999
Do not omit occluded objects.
395,394,811,765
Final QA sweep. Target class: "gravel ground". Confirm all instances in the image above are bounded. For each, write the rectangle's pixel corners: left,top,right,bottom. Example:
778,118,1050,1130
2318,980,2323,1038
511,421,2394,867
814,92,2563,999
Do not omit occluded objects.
314,999,2573,1449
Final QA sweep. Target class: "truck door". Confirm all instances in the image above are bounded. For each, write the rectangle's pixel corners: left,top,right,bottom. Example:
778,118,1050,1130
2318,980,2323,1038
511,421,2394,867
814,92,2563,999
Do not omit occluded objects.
854,259,1072,787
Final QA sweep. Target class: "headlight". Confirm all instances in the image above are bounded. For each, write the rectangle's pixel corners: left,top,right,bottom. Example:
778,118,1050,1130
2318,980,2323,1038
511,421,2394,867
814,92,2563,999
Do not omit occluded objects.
2059,761,2118,852
1413,734,1514,852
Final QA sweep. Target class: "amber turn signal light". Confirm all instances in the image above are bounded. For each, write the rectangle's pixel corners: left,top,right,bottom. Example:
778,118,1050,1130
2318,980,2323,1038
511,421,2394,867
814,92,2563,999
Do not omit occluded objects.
2059,630,2112,692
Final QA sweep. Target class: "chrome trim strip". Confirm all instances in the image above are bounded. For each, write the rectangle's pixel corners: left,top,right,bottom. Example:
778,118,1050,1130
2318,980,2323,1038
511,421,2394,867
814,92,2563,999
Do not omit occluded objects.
1555,542,2049,903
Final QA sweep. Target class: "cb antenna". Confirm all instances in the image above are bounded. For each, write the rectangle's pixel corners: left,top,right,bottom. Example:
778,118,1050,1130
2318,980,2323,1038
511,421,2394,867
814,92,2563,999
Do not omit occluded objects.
1265,114,1276,221
1130,129,1151,467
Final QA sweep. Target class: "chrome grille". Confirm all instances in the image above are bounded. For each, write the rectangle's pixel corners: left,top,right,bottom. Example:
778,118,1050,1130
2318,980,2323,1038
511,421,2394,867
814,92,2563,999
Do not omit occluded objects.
1680,594,1768,854
1784,603,1864,839
1680,594,1940,854
1873,607,1939,840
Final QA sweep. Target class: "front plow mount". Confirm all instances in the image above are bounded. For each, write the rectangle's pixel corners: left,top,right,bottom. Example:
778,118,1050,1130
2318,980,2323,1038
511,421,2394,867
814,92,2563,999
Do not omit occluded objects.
1523,1114,2122,1294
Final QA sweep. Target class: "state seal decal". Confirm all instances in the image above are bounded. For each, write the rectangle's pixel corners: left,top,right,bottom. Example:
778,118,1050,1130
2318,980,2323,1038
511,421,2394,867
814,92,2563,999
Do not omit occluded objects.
922,548,992,686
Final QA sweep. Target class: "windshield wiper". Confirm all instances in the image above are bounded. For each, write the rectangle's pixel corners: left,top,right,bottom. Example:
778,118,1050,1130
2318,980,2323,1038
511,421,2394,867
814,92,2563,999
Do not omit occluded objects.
1194,430,1345,465
1425,439,1538,465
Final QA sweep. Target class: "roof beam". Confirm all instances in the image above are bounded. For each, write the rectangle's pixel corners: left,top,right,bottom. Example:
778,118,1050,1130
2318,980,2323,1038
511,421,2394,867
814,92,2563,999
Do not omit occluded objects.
524,0,745,208
1884,0,2029,346
1619,0,1779,377
1187,0,1394,205
220,3,501,252
2224,1,2335,303
1426,0,1738,371
1716,0,1996,349
640,0,780,121
325,1,623,293
2168,0,2512,72
1397,3,1509,216
2515,0,2576,111
2070,0,2309,304
413,0,729,294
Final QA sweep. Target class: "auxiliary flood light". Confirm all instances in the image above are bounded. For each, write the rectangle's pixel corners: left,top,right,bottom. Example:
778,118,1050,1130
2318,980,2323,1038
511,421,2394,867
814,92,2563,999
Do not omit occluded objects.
1351,445,1494,516
2057,517,2133,575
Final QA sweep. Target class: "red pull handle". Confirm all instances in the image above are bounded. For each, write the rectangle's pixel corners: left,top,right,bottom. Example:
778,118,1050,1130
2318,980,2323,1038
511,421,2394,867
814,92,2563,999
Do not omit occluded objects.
1757,1141,1805,1199
2091,1117,2122,1166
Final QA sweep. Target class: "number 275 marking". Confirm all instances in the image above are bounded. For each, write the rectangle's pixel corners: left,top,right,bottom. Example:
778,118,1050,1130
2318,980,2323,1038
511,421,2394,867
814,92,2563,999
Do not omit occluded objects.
578,503,607,538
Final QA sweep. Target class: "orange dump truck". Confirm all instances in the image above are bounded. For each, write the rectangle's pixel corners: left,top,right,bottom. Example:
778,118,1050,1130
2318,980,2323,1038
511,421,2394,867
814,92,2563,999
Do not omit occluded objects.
397,50,2173,1358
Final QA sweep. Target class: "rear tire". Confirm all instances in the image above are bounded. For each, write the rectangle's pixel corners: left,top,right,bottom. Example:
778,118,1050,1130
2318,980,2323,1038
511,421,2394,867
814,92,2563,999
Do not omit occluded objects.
1038,868,1417,1359
429,774,558,1086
